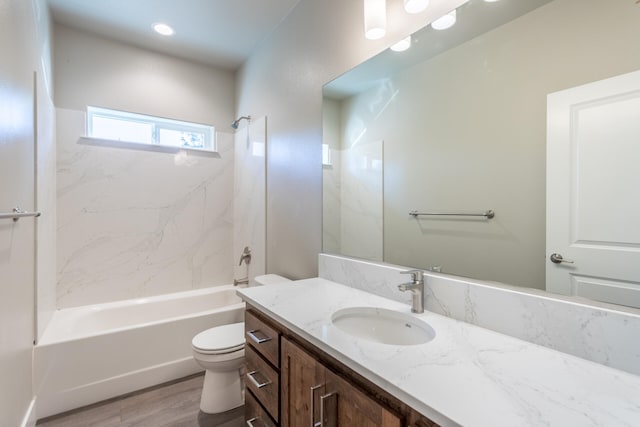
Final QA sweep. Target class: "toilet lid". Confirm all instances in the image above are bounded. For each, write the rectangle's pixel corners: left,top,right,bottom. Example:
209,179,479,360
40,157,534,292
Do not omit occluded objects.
192,322,245,354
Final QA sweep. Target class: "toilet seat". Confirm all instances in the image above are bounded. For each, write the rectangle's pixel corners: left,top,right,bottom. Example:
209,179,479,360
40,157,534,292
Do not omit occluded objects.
192,322,245,355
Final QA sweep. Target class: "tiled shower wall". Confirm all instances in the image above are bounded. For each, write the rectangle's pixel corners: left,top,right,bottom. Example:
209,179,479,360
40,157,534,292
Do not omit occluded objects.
52,25,238,309
56,109,235,308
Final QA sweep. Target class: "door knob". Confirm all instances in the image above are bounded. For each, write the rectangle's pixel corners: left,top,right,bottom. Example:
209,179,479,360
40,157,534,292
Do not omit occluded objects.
550,253,574,264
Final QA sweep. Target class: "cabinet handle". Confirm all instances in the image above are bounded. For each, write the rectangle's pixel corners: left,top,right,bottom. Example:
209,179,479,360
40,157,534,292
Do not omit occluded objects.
320,392,337,427
247,370,272,389
247,329,272,344
246,417,259,427
310,384,323,427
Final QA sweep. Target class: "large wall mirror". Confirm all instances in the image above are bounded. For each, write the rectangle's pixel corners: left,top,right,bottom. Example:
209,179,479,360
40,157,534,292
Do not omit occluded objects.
322,0,640,308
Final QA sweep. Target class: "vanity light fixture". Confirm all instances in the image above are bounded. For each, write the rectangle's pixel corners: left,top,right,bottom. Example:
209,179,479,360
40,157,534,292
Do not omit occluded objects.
390,36,411,52
364,0,386,40
431,9,456,30
153,23,175,36
404,0,429,14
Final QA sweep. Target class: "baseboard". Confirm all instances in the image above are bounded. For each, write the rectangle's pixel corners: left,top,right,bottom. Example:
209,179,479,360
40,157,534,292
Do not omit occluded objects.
35,356,200,420
20,398,37,427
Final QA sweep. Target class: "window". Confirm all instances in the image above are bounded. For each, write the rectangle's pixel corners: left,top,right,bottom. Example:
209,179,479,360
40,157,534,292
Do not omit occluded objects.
322,143,332,166
87,106,216,152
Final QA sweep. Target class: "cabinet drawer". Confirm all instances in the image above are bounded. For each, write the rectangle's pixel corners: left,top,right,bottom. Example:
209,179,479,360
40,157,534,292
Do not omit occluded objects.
245,389,277,427
246,345,280,422
245,309,280,367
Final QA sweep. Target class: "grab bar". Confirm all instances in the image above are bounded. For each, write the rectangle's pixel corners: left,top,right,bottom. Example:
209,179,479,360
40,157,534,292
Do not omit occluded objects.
0,207,41,221
409,210,495,219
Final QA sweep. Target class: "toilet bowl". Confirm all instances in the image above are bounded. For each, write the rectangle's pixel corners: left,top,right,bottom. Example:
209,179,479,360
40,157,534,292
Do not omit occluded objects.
192,274,290,414
192,322,245,414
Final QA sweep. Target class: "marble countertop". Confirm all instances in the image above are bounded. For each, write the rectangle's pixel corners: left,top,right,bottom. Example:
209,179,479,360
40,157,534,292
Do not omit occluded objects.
237,278,640,427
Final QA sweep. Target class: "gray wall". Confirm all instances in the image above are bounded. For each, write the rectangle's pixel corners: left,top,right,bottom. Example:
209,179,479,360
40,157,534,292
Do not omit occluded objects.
54,24,235,128
237,0,468,279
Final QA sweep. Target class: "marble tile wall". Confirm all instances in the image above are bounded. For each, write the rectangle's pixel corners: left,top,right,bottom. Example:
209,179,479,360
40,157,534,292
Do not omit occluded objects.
319,253,640,376
322,140,383,262
233,117,266,283
56,109,235,308
339,139,383,262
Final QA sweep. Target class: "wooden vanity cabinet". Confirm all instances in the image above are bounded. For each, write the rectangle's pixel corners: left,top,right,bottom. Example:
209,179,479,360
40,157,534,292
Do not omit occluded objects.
245,309,281,426
245,390,277,427
245,305,441,427
282,337,401,427
280,336,326,426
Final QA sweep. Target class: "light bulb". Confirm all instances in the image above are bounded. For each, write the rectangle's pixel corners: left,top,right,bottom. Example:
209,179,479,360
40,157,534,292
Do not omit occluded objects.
364,0,386,40
431,9,456,30
404,0,429,14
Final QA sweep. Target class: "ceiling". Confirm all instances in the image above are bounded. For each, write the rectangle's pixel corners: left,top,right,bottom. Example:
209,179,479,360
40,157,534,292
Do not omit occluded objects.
46,0,301,70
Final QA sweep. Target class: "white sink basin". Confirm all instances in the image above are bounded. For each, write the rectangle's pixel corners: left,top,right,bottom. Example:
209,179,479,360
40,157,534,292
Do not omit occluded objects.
331,307,436,346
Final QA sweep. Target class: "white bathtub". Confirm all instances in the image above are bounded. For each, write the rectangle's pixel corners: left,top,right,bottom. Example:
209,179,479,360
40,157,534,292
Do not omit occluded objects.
34,285,244,419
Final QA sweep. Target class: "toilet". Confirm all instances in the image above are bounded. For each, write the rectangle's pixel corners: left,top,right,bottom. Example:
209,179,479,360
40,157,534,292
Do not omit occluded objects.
192,274,290,414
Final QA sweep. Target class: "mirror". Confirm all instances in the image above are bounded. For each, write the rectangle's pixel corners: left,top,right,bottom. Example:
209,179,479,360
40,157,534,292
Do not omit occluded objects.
322,0,640,306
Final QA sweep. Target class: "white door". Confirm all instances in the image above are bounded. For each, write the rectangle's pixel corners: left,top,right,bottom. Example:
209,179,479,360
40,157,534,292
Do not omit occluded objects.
546,70,640,308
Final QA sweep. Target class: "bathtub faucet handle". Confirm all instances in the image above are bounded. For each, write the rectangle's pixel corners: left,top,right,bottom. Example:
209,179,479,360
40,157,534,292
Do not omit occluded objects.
238,246,252,266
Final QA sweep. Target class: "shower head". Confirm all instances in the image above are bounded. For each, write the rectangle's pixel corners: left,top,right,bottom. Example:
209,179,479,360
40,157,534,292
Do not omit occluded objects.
231,115,251,129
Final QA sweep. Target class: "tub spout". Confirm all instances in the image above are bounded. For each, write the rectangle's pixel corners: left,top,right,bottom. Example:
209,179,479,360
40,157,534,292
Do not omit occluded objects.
233,277,249,286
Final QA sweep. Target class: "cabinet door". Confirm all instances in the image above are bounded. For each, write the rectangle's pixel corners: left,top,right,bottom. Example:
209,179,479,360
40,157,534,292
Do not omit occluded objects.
281,337,326,427
325,369,401,427
281,337,401,427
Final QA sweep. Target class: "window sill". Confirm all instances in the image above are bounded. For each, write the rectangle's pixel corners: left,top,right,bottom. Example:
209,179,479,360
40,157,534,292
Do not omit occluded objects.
78,136,219,156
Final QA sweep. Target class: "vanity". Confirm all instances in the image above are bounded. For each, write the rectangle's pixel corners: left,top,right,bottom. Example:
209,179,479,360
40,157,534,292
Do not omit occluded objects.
243,303,431,427
237,275,640,427
241,281,441,427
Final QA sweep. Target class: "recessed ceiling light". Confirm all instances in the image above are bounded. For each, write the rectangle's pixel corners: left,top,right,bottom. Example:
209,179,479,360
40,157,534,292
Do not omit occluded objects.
390,36,411,52
153,23,174,36
431,9,456,30
404,0,429,14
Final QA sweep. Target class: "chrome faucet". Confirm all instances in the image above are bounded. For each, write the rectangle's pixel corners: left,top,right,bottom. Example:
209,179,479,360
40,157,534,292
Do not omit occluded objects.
234,247,252,286
398,269,425,313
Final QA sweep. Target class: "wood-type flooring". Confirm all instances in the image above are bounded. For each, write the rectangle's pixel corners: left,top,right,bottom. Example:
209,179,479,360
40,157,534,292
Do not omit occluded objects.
36,373,244,427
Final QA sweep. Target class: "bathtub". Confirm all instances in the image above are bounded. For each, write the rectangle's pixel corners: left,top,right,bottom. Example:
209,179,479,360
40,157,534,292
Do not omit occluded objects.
34,285,244,419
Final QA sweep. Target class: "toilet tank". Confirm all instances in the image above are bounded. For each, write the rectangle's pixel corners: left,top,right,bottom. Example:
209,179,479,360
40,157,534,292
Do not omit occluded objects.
253,274,291,286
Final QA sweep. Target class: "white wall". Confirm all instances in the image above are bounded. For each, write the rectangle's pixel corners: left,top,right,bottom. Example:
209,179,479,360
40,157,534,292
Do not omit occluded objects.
238,0,468,279
0,0,54,424
53,25,238,307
